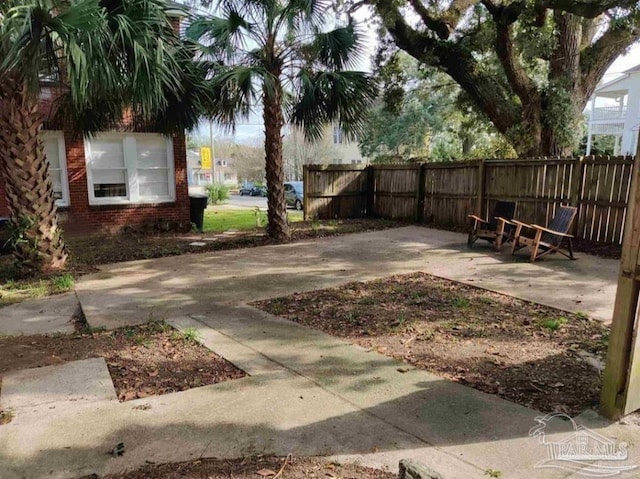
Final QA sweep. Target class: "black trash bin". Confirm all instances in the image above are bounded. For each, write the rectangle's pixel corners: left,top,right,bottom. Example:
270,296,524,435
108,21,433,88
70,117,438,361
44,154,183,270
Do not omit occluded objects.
189,194,209,233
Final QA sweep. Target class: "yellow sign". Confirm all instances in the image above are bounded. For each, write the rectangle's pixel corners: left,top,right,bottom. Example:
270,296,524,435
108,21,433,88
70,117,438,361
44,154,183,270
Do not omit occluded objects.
200,147,212,169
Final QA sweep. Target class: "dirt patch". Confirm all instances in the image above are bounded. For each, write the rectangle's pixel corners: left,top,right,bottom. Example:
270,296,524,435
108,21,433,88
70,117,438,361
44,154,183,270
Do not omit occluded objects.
254,273,609,415
0,322,246,401
85,456,394,479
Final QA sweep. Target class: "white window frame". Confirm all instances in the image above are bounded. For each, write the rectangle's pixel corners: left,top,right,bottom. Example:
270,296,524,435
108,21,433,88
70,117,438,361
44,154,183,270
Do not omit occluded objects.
85,133,175,206
43,131,70,207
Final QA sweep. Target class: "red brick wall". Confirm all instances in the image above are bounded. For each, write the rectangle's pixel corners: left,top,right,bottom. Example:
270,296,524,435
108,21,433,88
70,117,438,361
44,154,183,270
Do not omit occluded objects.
1,131,190,233
60,131,190,234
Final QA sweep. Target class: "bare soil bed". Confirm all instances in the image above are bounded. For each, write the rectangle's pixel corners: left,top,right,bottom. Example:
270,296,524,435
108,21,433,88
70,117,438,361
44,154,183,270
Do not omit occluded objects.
255,273,609,415
0,322,246,402
85,456,394,479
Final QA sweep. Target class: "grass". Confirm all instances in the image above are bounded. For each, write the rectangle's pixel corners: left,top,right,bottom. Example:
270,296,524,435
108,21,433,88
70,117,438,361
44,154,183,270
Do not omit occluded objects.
203,207,303,233
0,262,75,308
541,316,568,332
172,326,202,343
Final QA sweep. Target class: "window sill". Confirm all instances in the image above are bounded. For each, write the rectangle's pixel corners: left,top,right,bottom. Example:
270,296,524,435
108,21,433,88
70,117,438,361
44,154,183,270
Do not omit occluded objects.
88,201,178,210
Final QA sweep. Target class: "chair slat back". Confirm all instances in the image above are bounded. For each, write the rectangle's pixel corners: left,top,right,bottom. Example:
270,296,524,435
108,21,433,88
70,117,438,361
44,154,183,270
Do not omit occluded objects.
541,206,577,246
488,201,516,231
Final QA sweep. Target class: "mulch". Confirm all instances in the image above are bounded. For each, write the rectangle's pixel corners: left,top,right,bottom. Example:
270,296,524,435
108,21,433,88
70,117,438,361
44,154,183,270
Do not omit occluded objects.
84,455,394,479
254,272,609,416
0,322,246,402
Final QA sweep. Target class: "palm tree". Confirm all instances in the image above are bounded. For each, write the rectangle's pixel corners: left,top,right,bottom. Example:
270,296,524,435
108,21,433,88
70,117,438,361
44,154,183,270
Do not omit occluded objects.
0,0,207,273
187,0,377,240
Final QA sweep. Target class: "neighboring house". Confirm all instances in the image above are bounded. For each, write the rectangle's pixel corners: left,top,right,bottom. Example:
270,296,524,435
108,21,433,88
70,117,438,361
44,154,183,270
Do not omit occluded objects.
586,64,640,156
214,158,238,186
187,149,212,186
330,124,367,165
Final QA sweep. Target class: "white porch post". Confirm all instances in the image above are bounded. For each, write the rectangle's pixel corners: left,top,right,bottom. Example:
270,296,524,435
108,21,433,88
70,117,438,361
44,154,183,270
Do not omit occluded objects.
586,95,597,155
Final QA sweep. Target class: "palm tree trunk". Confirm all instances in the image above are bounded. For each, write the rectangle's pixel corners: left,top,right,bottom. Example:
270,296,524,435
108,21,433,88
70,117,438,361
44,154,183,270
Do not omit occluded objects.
263,85,291,241
0,77,67,273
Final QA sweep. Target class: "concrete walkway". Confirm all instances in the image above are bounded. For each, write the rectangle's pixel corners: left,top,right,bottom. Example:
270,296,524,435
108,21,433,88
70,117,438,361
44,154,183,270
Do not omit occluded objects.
76,226,619,327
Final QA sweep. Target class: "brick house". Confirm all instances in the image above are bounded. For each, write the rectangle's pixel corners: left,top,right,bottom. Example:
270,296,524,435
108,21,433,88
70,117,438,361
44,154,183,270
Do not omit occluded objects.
0,127,190,234
0,14,191,235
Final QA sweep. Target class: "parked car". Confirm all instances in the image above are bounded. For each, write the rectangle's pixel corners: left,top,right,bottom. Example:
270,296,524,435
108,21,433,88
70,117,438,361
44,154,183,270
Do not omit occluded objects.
239,184,267,196
284,181,304,210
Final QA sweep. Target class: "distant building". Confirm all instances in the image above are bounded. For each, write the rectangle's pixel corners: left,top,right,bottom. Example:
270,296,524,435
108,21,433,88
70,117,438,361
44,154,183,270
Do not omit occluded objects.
330,124,367,165
586,64,640,156
187,150,238,187
214,158,238,186
187,149,211,186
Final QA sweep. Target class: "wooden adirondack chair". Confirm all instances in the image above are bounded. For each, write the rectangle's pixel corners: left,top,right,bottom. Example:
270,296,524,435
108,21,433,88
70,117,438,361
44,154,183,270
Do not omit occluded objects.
468,200,516,250
511,205,577,262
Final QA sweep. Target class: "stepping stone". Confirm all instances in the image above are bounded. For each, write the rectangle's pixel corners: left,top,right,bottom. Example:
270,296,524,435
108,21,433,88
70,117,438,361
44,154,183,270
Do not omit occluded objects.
1,358,117,410
189,242,207,247
0,293,77,336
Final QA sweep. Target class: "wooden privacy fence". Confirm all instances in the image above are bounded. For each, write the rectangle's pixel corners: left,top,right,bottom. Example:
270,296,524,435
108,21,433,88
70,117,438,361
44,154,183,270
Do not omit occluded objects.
303,155,635,245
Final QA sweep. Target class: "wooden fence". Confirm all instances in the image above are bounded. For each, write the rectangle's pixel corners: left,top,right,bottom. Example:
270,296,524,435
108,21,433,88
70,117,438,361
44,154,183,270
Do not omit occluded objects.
303,156,635,245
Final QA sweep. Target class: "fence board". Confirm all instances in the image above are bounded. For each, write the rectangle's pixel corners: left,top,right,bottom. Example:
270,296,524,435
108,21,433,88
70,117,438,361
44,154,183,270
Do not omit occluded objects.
304,155,634,245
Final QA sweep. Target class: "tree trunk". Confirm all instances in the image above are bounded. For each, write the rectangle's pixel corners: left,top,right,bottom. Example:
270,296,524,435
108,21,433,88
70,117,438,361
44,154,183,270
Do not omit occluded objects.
263,84,290,241
0,78,67,273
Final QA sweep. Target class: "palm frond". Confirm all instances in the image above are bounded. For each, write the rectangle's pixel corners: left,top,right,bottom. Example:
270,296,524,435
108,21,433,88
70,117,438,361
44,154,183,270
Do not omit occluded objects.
291,69,378,141
311,23,365,71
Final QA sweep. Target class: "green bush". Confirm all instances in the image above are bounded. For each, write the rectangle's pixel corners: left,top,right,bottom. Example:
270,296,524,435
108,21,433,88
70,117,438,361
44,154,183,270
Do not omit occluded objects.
205,183,230,205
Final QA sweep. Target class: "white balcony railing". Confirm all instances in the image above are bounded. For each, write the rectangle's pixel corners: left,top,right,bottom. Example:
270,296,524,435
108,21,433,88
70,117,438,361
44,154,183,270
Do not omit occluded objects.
592,106,627,121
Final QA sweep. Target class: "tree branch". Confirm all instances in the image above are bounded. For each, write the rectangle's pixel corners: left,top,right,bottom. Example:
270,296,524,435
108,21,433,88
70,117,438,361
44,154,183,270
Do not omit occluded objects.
407,0,451,39
483,1,539,108
580,10,640,100
372,0,521,135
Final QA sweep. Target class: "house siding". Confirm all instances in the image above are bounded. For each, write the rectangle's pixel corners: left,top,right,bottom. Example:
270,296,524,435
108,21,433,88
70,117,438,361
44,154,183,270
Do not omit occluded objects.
0,130,191,234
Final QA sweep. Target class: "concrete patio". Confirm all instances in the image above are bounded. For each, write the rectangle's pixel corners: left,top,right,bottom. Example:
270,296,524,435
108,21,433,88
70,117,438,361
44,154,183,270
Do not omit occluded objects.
75,225,619,328
0,226,630,479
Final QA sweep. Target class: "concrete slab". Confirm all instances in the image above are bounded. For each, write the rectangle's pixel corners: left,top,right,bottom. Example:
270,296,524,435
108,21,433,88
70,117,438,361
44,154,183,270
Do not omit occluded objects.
0,293,78,336
75,226,618,331
1,358,117,410
0,370,486,479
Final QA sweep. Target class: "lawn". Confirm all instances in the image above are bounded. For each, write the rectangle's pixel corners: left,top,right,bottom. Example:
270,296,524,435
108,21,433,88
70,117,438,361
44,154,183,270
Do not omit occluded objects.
203,207,303,233
255,272,609,415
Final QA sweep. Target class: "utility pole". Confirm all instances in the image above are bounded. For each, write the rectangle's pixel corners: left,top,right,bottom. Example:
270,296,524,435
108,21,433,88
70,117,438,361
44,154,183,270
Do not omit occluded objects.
210,120,216,184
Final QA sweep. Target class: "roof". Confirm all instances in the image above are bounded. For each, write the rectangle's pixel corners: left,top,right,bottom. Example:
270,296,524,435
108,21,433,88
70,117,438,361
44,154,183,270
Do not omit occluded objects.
595,63,640,92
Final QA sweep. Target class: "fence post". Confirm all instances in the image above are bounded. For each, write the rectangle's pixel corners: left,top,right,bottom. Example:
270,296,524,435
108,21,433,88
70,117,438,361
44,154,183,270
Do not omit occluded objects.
303,164,310,220
601,134,640,418
570,157,585,236
476,159,485,215
366,165,375,217
416,163,426,222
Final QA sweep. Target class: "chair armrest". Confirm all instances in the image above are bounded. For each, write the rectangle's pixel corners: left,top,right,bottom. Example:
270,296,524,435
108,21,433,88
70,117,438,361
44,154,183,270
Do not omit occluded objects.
511,219,533,228
494,217,515,225
468,214,488,223
530,224,574,238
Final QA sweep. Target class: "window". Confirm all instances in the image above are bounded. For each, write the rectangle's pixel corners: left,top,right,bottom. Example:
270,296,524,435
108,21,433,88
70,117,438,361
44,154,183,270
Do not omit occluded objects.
85,133,175,205
333,126,343,145
42,131,70,207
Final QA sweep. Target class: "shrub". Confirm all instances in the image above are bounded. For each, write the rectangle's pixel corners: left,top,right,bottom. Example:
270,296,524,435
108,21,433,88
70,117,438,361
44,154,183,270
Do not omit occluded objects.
205,183,230,205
